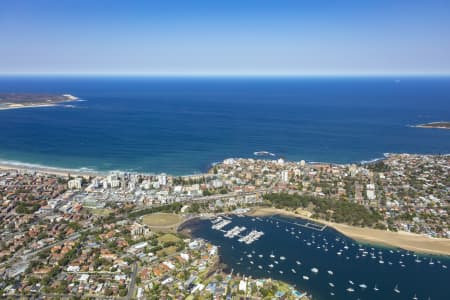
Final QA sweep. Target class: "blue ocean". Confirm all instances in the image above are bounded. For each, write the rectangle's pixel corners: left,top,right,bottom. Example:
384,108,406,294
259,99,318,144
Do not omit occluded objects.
0,76,449,175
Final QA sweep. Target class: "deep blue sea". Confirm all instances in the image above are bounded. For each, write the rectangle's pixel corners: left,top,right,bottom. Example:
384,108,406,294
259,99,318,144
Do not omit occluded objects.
187,215,450,300
0,76,449,174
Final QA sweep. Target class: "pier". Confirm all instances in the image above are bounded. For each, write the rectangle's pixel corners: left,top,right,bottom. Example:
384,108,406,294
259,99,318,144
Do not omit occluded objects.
270,215,327,232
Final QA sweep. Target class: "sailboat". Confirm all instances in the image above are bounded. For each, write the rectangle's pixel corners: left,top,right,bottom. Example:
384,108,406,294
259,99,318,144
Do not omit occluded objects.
412,294,418,300
374,284,379,291
394,284,400,293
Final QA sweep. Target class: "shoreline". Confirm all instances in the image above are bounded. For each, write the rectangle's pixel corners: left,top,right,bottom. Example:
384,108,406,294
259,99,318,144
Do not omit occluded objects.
0,152,448,178
0,162,105,177
247,207,450,256
411,121,450,130
0,103,59,111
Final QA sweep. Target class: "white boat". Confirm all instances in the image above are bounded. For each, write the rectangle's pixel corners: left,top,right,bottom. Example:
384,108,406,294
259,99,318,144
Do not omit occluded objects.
328,282,335,287
311,267,319,273
291,269,296,274
258,254,263,258
280,256,286,260
279,270,283,274
269,264,274,268
394,284,400,293
327,270,333,275
347,288,355,292
254,151,275,157
296,261,301,265
330,292,335,296
274,260,279,264
258,265,262,269
413,294,418,300
374,284,379,291
349,280,354,285
302,275,309,280
270,252,275,258
429,258,434,265
359,284,367,289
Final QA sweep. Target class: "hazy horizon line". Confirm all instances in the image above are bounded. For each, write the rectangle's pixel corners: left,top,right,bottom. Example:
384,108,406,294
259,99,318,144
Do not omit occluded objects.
1,71,450,78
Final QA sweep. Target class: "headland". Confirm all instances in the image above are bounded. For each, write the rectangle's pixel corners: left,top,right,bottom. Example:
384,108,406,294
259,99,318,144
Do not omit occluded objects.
0,93,78,110
413,121,450,130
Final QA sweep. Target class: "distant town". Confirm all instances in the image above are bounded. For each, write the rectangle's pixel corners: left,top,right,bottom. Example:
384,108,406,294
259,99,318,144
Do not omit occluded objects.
0,153,449,298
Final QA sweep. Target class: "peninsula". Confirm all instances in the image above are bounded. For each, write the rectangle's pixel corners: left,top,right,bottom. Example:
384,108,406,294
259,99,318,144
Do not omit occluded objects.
414,121,450,130
0,93,78,110
0,152,449,298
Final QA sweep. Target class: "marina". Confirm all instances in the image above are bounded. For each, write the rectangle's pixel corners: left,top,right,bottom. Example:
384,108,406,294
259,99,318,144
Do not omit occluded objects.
237,230,264,244
224,226,247,238
189,214,450,300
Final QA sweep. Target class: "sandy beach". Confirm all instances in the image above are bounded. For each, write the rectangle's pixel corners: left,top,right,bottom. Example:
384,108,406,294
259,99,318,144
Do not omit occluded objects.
0,162,103,177
0,103,58,111
248,207,450,256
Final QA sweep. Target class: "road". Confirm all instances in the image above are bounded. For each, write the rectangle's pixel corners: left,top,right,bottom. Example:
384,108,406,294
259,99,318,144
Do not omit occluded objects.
126,262,138,300
0,231,82,268
129,179,279,216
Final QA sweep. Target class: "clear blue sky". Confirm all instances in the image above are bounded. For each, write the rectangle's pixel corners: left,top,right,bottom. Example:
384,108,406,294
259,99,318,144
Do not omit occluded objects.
1,0,449,75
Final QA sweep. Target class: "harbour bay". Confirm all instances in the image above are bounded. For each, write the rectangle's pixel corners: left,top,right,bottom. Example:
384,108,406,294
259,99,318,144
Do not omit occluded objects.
186,214,450,300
